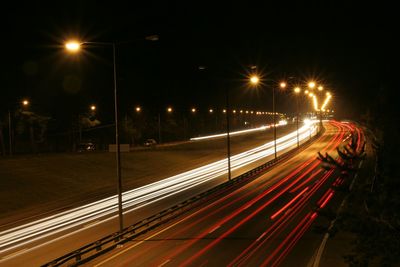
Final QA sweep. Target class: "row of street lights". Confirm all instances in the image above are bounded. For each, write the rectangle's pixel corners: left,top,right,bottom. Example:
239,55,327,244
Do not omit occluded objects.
133,106,282,115
247,76,333,151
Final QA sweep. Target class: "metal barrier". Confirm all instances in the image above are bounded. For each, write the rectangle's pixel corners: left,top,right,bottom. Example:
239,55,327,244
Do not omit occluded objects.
42,128,323,266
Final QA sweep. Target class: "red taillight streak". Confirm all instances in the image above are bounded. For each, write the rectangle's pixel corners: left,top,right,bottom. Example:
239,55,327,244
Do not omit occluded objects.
270,186,309,220
311,211,318,220
319,192,334,208
332,177,341,187
317,188,334,206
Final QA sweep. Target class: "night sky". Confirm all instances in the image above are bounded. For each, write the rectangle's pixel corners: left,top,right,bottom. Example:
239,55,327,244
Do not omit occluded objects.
1,1,397,128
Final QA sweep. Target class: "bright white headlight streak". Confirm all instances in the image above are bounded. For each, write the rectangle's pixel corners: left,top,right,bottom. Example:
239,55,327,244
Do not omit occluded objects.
190,122,288,141
0,122,318,255
190,125,270,141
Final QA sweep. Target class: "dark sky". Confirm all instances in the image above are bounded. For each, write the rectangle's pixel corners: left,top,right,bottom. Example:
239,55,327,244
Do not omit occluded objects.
1,1,397,125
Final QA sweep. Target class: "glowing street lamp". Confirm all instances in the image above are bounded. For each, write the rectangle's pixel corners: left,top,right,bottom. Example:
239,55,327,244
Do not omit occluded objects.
65,41,80,52
135,106,141,112
90,105,96,111
308,81,316,89
250,75,259,85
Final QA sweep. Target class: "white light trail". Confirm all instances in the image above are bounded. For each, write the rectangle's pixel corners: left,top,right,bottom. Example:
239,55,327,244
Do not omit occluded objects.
0,122,318,255
189,122,287,141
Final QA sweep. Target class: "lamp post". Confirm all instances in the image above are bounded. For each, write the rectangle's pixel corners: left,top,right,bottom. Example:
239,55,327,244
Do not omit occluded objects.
157,106,172,145
66,41,123,231
77,104,97,146
308,81,325,132
250,75,278,159
158,112,162,144
225,88,232,181
8,99,29,156
317,85,324,130
273,85,277,158
294,87,301,147
8,110,12,155
65,36,158,233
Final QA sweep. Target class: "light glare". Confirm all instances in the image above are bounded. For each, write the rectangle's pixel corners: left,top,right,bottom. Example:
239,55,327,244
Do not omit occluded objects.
250,75,259,85
65,41,81,52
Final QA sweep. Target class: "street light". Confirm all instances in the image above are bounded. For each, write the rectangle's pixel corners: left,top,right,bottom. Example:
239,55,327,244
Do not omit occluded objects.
8,99,30,155
77,104,97,145
66,40,124,232
225,87,232,181
250,75,259,85
65,35,158,233
308,81,325,130
294,87,301,148
158,106,173,144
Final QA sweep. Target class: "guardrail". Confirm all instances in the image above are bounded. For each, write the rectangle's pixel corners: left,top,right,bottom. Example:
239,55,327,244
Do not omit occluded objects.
42,127,323,266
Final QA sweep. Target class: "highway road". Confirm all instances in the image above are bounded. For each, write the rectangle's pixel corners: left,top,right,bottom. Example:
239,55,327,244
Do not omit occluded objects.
86,120,363,267
0,122,318,266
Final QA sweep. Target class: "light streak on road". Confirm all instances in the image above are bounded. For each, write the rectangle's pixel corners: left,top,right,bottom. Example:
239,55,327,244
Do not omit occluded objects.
0,122,317,255
189,121,288,141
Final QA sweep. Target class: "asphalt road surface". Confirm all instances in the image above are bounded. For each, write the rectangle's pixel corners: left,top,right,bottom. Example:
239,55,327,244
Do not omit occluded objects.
85,121,362,267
